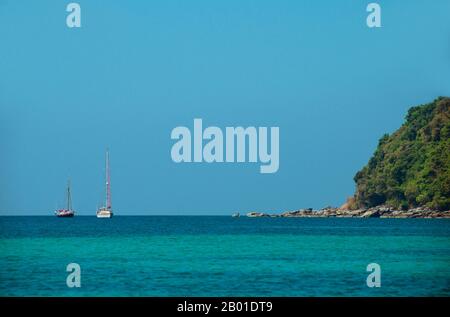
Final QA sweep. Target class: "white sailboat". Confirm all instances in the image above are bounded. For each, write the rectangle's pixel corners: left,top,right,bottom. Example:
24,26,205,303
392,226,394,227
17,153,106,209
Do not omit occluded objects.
97,149,113,218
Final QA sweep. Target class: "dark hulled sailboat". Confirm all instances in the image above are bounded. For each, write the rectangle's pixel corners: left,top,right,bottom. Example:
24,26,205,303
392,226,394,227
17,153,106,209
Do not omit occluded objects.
55,180,75,217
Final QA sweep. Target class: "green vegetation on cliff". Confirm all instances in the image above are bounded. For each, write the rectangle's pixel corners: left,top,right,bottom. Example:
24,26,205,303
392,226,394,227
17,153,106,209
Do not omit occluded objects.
354,97,450,211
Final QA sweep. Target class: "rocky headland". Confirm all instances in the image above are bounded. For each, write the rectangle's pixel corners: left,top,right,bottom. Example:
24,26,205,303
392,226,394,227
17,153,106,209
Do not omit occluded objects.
247,97,450,219
246,206,450,218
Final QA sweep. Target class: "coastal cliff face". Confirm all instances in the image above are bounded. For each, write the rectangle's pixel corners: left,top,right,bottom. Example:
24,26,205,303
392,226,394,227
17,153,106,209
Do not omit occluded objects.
353,97,450,211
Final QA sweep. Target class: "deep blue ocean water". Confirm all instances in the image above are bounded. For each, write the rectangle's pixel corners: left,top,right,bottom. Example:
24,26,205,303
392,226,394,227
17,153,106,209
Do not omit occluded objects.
0,216,449,296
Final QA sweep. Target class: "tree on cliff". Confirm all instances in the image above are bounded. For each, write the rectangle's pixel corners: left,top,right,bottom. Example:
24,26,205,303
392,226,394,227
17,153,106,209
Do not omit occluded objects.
353,97,450,211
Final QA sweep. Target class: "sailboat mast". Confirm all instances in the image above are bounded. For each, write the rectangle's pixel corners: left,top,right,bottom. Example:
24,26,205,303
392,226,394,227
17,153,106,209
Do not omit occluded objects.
106,149,111,210
67,179,72,211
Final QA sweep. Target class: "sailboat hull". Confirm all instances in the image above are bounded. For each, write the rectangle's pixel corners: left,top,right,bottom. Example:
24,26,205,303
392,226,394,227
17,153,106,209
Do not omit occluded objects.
96,214,112,218
55,209,75,217
96,209,113,218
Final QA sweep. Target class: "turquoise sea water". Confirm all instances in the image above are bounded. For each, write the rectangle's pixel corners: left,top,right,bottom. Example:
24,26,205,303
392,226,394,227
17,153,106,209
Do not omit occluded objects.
0,216,449,296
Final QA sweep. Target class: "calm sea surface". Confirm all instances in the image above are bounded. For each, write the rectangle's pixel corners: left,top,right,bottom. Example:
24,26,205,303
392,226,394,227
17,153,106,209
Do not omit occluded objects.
0,216,449,296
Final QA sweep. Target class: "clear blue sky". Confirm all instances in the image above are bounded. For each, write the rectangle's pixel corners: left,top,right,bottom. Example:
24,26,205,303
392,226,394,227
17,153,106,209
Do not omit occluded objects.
1,0,449,215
